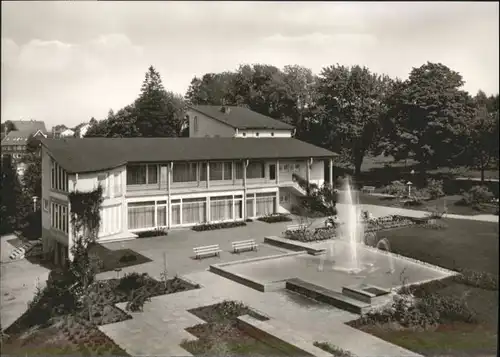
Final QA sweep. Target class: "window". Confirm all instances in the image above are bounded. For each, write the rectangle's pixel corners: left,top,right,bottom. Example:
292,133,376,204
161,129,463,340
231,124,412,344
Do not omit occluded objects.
209,162,223,181
50,159,68,192
157,202,167,227
51,202,69,234
114,172,122,196
280,193,290,204
210,196,233,221
199,163,207,182
247,161,265,179
173,162,197,183
171,200,181,226
127,164,158,185
194,116,199,132
182,198,206,224
255,192,276,216
43,199,49,212
246,194,255,217
98,173,108,198
234,162,244,180
294,164,301,171
127,201,155,230
234,195,243,219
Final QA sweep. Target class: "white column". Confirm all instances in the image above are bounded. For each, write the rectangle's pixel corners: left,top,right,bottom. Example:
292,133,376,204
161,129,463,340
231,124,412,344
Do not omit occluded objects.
206,161,210,188
276,159,279,184
243,160,248,219
167,162,172,229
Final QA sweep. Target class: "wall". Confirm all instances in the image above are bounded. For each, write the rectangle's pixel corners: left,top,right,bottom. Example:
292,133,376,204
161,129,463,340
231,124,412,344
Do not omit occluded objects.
187,110,235,137
235,129,292,138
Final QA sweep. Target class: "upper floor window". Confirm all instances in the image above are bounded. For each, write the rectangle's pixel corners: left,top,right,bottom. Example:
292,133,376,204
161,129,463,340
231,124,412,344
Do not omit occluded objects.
193,116,199,133
247,161,265,179
114,172,122,196
98,173,109,197
173,162,197,183
210,162,232,181
51,159,68,192
127,164,158,185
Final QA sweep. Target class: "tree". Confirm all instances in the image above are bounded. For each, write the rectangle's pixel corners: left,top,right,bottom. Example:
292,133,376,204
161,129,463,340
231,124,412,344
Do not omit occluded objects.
461,105,499,183
315,64,393,175
1,120,15,133
185,72,237,105
0,155,29,234
85,107,142,138
381,62,476,176
134,66,186,137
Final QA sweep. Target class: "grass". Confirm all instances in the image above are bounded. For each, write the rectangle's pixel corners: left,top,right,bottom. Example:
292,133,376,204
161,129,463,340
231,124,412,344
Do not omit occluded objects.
352,218,499,356
87,243,152,273
181,301,304,356
359,193,498,216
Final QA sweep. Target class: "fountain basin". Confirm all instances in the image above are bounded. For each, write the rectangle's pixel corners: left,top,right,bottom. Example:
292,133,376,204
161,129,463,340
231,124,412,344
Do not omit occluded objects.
342,284,392,304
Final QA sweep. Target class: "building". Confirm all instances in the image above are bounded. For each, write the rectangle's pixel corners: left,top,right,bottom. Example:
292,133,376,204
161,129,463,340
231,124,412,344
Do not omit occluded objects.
187,105,295,138
60,128,75,137
1,120,48,175
39,106,336,265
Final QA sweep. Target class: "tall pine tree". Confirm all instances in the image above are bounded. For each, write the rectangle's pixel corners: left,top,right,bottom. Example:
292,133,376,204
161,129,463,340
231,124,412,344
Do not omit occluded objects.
134,66,186,137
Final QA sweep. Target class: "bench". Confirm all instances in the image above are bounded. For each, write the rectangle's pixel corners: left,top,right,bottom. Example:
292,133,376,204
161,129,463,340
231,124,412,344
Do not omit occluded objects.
193,244,221,260
361,185,376,194
232,239,258,253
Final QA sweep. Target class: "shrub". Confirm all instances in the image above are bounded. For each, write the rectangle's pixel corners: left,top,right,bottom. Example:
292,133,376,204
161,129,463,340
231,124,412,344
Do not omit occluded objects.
245,218,254,222
458,185,494,208
117,272,151,293
192,221,246,231
403,197,423,207
257,213,293,223
422,221,448,230
425,179,445,199
125,286,151,312
453,269,498,291
381,181,407,197
137,227,167,238
313,342,355,357
284,227,335,242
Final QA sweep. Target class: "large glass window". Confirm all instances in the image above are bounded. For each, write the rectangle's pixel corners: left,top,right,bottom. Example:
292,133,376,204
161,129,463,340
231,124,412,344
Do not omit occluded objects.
98,173,108,197
209,162,232,181
199,163,207,182
235,195,243,219
247,161,265,179
157,205,167,227
255,192,276,216
182,198,206,224
127,201,155,229
171,204,181,225
210,196,233,221
127,164,158,185
51,202,69,234
234,162,244,180
246,195,255,217
173,162,197,183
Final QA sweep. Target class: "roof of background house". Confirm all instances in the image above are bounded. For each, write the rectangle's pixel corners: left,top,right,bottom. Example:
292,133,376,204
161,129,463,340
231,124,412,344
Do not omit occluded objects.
1,131,34,146
10,120,47,133
188,105,295,130
40,137,336,173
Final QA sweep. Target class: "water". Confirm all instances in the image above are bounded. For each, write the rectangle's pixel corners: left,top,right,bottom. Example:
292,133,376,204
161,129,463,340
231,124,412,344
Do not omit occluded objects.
375,238,395,274
343,177,363,272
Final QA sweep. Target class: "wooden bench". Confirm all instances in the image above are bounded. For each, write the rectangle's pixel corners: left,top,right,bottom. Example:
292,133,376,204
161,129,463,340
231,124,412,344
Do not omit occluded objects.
361,185,376,194
193,244,221,260
232,239,258,253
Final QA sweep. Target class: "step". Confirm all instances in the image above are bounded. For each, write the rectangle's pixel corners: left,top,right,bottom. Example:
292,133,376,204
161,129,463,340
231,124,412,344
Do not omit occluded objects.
286,278,370,314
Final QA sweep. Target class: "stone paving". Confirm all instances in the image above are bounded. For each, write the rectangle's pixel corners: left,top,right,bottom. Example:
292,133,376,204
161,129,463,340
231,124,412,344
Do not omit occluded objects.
100,270,422,357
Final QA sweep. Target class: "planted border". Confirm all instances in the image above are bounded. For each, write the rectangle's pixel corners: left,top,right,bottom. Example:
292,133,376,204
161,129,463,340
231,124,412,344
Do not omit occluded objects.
258,213,293,223
192,221,247,231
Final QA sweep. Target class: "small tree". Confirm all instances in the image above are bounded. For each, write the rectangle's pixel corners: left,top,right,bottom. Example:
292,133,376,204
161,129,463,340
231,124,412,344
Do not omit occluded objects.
0,155,29,234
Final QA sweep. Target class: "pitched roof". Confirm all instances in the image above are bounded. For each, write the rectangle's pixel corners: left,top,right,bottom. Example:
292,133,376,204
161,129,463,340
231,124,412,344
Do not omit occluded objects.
1,130,33,146
10,120,47,133
40,137,336,174
189,105,294,130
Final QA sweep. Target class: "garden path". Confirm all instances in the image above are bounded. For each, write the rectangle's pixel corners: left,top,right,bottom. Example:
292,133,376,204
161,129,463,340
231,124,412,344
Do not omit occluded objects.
100,270,422,357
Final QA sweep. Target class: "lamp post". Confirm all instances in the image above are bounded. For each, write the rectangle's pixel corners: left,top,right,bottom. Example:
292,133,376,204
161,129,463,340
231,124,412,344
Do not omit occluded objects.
406,181,413,198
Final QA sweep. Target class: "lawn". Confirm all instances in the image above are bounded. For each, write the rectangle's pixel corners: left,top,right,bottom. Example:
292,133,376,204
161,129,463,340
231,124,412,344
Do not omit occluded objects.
88,243,152,273
359,193,498,216
181,301,304,356
351,218,499,356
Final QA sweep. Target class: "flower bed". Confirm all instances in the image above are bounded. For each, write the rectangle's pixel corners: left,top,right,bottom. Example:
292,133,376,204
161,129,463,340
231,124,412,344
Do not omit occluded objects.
192,221,247,231
364,215,415,233
181,300,302,356
136,227,168,238
283,227,336,242
257,213,293,223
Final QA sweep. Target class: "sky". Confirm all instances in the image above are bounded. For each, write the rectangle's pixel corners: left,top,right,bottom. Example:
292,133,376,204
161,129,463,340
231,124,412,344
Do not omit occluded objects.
1,1,499,129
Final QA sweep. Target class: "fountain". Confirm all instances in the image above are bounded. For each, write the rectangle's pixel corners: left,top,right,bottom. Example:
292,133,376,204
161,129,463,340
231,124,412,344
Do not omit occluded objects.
375,238,395,274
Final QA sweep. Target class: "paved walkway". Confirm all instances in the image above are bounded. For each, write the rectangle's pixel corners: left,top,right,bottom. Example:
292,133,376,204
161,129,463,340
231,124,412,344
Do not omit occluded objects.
339,203,499,223
100,270,421,357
